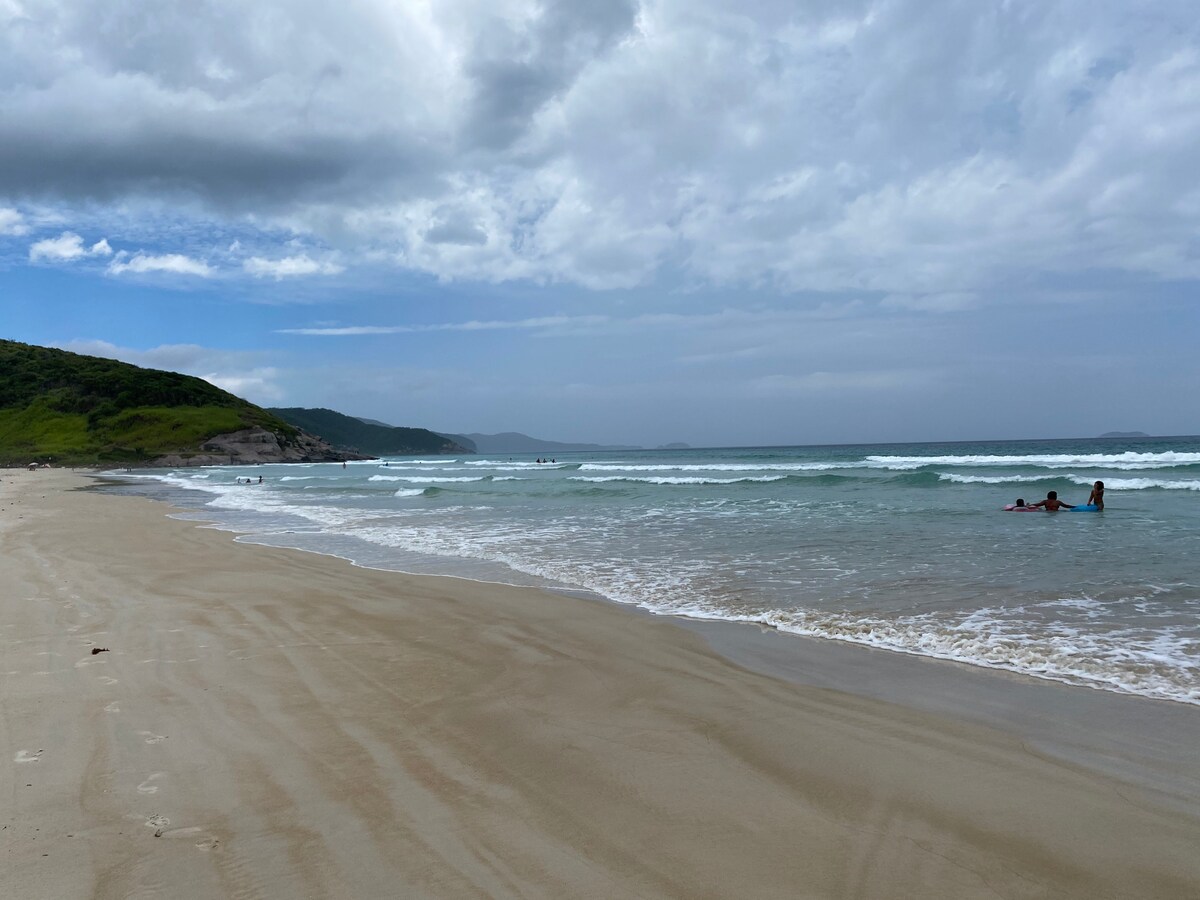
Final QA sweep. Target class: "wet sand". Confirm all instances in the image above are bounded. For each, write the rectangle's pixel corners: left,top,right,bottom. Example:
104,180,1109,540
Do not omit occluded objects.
3,469,1199,899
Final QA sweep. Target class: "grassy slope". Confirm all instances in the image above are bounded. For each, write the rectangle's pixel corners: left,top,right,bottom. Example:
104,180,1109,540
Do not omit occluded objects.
0,339,298,465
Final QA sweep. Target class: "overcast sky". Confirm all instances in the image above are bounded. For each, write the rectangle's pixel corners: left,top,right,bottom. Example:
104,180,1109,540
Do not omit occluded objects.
2,0,1197,447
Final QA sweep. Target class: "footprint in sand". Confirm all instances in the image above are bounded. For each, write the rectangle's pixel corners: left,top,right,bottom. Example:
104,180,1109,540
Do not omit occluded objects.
145,815,170,834
138,731,167,744
97,675,118,685
137,774,164,794
14,750,42,764
155,825,220,850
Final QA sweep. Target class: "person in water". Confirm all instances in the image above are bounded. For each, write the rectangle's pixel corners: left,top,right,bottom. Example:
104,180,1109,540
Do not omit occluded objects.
1030,490,1075,511
1013,498,1029,509
1086,480,1105,509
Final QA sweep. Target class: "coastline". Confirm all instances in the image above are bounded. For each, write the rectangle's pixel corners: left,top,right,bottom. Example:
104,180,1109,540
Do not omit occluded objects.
3,470,1199,898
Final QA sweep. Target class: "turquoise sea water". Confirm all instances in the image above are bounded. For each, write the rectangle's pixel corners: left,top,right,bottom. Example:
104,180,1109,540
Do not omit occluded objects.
111,435,1200,705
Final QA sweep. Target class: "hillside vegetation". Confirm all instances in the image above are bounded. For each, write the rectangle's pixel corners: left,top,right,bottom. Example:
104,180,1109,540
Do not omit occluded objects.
0,339,301,465
269,407,470,456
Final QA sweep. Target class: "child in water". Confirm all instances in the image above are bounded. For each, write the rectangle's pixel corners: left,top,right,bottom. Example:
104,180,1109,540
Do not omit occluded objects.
1086,480,1104,509
1030,490,1075,511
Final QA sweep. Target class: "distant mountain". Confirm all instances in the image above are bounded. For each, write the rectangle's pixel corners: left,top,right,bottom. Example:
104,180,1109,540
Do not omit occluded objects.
446,432,641,454
271,408,472,456
1098,431,1150,438
0,338,354,466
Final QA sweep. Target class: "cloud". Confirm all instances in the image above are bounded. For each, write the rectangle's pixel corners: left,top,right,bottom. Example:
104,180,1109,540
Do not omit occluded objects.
107,252,212,277
28,231,113,261
278,314,610,336
749,370,931,397
3,2,1200,296
200,368,284,402
880,292,979,313
57,340,283,403
243,254,344,279
0,206,28,235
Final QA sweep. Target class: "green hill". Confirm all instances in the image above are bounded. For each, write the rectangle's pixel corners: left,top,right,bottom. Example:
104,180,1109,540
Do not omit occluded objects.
0,339,326,465
269,408,471,456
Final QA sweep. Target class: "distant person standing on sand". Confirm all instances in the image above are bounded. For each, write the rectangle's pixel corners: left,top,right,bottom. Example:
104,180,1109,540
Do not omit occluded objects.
1087,481,1105,509
1030,490,1075,511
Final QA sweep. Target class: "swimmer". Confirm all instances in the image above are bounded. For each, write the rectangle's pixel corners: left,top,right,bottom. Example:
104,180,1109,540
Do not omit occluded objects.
1086,480,1105,510
1030,490,1075,511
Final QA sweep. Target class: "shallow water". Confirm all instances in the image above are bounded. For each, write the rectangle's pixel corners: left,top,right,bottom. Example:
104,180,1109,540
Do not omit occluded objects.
108,435,1200,705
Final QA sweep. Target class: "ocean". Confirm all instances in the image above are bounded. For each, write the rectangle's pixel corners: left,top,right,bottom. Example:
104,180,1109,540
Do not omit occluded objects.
107,435,1200,706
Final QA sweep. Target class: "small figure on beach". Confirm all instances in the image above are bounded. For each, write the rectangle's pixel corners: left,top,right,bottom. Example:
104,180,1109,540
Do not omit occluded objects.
258,476,263,484
1030,490,1075,511
1087,481,1104,509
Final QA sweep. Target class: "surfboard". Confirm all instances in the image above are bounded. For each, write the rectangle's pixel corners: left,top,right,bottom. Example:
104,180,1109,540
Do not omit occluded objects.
1070,504,1101,512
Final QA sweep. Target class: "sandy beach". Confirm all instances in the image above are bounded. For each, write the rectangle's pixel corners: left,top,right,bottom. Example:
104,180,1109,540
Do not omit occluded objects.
3,470,1199,899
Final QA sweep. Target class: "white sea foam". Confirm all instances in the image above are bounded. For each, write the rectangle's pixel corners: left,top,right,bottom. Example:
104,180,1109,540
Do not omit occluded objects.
1084,477,1200,491
939,472,1200,490
571,475,789,485
578,463,846,472
369,475,485,483
749,605,1200,705
463,459,568,467
939,474,1053,485
867,451,1200,469
393,489,425,498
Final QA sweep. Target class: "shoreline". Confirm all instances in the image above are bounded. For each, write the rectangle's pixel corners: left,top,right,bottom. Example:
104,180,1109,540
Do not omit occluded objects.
98,458,1200,710
4,469,1200,898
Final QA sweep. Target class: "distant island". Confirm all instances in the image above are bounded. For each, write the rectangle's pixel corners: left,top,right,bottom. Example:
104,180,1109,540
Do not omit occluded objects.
1098,431,1151,438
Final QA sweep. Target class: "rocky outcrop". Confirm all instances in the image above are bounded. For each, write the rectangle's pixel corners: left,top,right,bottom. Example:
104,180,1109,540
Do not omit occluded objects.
150,427,373,467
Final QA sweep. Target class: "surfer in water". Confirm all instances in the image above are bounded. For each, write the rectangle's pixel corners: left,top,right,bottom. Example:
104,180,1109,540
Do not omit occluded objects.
1086,481,1105,509
1030,490,1075,511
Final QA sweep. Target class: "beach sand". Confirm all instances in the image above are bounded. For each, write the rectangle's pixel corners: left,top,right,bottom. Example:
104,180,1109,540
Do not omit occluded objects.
3,470,1199,899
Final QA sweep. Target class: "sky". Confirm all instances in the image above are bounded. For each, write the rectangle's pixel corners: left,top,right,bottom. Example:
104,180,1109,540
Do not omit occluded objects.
1,0,1198,448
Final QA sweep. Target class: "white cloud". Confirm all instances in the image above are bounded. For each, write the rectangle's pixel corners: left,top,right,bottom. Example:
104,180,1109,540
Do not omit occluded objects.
107,252,213,277
201,368,284,402
2,2,1200,297
57,340,284,404
880,292,979,313
28,230,112,261
0,206,28,235
278,314,609,336
749,370,931,397
243,254,344,279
